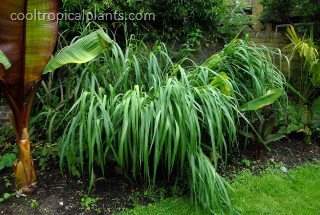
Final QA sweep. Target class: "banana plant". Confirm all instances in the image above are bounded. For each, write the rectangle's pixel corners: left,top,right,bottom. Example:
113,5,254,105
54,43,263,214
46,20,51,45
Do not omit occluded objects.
0,0,113,194
240,88,285,159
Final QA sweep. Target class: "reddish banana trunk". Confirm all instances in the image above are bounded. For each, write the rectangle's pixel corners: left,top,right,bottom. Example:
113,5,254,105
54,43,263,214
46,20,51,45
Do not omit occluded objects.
13,128,36,194
5,82,40,194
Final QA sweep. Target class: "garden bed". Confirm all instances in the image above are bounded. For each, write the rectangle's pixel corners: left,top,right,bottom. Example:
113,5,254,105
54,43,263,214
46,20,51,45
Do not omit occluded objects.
0,138,319,215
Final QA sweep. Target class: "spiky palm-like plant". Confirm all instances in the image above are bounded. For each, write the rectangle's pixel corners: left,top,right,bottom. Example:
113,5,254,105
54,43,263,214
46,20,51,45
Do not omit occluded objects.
285,25,320,138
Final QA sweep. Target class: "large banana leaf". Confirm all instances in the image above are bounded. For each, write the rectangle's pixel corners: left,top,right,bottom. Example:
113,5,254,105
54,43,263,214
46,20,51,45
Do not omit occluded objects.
240,88,284,111
43,29,113,74
0,50,11,70
0,0,58,132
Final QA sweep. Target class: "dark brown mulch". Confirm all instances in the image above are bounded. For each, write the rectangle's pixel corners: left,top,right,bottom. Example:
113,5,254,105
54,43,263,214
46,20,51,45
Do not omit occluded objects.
0,168,141,215
222,137,320,177
261,138,320,166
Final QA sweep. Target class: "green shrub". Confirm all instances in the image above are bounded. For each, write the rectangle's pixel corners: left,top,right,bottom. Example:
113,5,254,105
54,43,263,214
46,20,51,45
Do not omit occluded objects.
59,0,250,45
32,34,287,213
260,0,320,23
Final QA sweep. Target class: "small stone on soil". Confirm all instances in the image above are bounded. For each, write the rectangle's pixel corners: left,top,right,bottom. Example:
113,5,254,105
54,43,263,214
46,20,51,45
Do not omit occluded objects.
280,166,288,173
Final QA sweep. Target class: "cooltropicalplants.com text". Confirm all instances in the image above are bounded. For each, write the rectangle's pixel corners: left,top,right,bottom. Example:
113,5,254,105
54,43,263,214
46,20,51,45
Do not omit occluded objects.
11,9,156,22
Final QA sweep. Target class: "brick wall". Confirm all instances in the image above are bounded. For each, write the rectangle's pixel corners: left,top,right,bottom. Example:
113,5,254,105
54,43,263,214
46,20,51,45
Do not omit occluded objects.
250,31,288,48
248,31,295,76
0,104,12,128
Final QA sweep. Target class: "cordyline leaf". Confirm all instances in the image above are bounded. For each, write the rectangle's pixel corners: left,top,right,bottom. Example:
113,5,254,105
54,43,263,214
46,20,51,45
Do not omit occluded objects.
240,88,284,111
43,29,113,74
0,0,58,132
0,50,11,70
287,25,300,46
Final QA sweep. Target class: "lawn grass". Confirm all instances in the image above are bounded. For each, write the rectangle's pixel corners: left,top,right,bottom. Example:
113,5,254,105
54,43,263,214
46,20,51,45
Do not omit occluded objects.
119,198,207,215
231,162,320,215
120,161,320,214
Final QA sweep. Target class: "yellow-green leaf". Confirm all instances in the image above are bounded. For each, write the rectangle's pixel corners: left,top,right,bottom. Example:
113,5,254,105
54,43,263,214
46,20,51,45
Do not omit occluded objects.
240,88,284,111
209,72,231,96
43,29,113,74
0,50,11,70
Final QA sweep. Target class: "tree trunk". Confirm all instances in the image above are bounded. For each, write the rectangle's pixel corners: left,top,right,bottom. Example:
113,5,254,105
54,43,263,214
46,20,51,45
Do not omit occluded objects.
13,128,36,194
